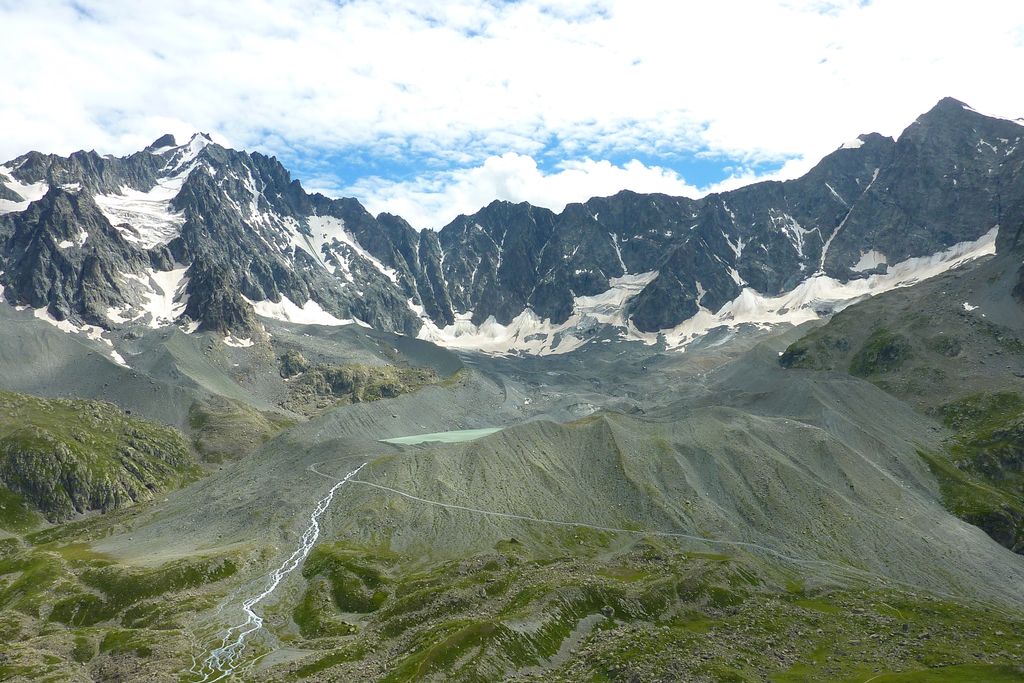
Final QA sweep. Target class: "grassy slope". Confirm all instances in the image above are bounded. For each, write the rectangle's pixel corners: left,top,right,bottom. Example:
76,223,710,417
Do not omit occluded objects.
249,538,1024,682
921,393,1024,553
188,396,296,463
0,390,200,522
778,260,1024,555
784,319,1024,554
5,528,1021,681
0,509,250,682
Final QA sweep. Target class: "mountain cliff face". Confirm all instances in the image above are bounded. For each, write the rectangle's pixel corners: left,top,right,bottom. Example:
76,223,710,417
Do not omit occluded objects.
0,134,423,338
425,99,1022,341
1,98,1021,353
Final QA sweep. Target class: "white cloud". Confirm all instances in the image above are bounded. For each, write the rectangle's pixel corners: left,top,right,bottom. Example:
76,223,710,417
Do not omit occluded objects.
1,0,1023,225
339,153,701,229
701,157,820,196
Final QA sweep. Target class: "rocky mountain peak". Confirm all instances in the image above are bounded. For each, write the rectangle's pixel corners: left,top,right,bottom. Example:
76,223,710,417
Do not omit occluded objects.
145,133,178,152
904,96,1020,145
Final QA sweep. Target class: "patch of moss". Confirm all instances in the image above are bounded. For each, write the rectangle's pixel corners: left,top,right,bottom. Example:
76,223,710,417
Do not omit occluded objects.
438,367,469,389
88,556,236,602
924,334,962,357
849,329,912,377
790,597,842,615
281,363,439,416
188,398,295,462
49,556,237,627
596,565,650,582
99,629,154,658
302,545,390,614
383,620,498,681
279,350,311,378
49,593,114,627
0,553,66,615
23,517,103,546
938,392,1024,433
779,333,850,370
0,537,19,558
291,645,366,679
844,665,1024,682
0,486,40,532
917,392,1024,552
292,578,358,639
71,634,95,663
0,664,47,680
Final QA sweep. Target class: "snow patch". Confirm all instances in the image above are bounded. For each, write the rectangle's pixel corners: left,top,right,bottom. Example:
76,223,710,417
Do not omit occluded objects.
963,302,978,312
635,226,998,351
118,266,189,327
610,233,628,274
34,307,98,336
307,215,399,284
31,307,128,367
418,309,586,357
769,210,817,259
839,137,865,150
224,335,254,348
108,349,130,368
163,133,213,175
0,166,49,214
245,295,357,327
417,271,657,356
105,305,132,324
722,231,745,259
819,168,879,273
143,267,189,327
57,240,74,249
824,182,849,207
94,177,187,249
574,271,658,327
852,250,887,272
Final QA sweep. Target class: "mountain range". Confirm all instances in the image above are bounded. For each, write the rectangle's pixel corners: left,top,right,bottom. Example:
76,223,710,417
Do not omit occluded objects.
2,97,1021,358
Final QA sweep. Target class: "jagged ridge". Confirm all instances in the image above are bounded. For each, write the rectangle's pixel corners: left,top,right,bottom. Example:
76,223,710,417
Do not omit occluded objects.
0,98,1021,352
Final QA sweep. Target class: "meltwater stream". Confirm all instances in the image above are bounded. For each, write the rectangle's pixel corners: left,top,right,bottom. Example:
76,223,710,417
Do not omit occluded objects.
190,463,366,682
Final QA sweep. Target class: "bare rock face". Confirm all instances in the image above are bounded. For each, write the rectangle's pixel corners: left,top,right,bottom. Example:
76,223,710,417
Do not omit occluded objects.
427,99,1023,333
1,187,150,325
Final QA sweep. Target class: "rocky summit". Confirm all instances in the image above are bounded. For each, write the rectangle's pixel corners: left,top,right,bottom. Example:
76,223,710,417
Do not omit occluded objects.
1,98,1024,683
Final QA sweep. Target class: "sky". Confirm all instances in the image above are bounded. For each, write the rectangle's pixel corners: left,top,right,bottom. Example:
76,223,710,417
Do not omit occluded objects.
1,1,1023,229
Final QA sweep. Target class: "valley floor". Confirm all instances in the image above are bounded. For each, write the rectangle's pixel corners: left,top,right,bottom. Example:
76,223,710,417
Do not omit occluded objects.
1,300,1023,682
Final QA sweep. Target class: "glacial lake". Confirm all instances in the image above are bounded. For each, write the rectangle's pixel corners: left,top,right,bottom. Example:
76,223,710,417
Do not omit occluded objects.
380,427,503,445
